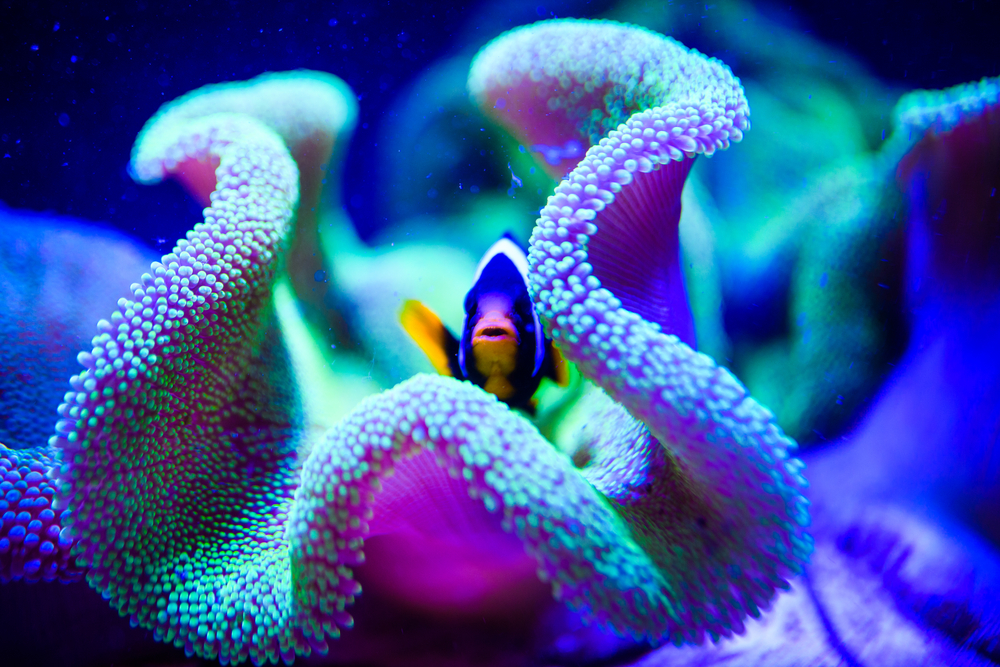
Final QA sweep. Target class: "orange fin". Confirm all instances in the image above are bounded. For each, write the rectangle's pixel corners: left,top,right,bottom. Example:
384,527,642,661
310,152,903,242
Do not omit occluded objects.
400,300,458,376
546,340,570,387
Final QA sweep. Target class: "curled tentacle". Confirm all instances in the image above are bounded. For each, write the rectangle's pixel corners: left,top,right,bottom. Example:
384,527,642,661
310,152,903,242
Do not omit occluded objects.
895,76,1000,335
54,113,319,665
469,19,747,180
471,19,750,347
131,71,361,350
505,19,812,642
293,374,684,642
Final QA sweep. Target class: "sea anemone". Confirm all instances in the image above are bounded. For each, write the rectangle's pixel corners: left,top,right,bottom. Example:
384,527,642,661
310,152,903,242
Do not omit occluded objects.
469,19,747,182
3,18,815,664
506,20,809,642
613,76,1000,667
0,445,78,583
895,76,1000,339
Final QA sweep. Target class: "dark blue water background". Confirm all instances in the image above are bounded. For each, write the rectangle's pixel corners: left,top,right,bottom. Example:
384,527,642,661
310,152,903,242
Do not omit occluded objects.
1,0,997,248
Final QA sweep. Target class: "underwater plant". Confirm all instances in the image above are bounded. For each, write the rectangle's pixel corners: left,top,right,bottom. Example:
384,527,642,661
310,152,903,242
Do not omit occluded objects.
0,18,815,667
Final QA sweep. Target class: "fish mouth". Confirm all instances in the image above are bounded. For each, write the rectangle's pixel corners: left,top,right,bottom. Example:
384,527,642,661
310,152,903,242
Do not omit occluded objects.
472,312,519,344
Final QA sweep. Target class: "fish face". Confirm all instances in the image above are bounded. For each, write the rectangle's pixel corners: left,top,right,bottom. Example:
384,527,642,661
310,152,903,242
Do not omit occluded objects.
469,293,521,399
471,294,520,348
401,233,568,411
459,248,544,408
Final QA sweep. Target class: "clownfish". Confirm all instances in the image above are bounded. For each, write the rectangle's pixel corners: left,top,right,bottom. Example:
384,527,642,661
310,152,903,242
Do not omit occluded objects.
400,233,569,412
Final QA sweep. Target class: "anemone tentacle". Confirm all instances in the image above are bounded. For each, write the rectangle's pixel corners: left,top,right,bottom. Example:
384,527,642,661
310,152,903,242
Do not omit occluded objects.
471,20,750,346
528,124,812,640
486,19,814,643
131,71,360,349
469,19,748,180
52,113,324,665
895,76,1000,140
894,75,1000,334
882,75,1000,500
0,444,80,583
293,374,685,642
131,71,354,207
